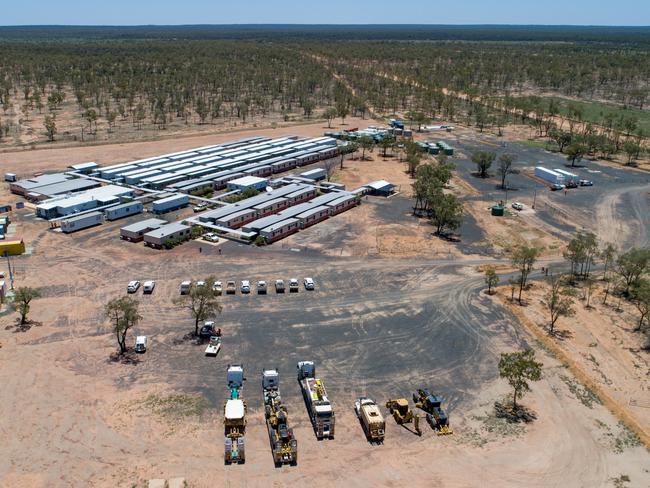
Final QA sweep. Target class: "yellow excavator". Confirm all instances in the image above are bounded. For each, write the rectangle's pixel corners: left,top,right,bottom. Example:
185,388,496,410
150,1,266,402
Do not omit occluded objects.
385,398,421,436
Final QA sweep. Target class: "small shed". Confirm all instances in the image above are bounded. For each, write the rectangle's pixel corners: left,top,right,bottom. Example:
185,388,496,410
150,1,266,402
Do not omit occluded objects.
365,180,395,197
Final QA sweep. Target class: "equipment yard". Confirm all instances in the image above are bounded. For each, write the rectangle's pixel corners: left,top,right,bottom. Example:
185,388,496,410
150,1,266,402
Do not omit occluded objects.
1,120,650,488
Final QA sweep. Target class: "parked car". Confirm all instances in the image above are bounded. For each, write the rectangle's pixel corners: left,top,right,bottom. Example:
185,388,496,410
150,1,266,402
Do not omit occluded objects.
511,202,524,211
180,280,192,295
193,203,208,213
196,280,206,289
550,183,565,191
135,336,147,353
257,280,267,294
226,281,236,294
304,277,315,290
127,280,140,294
579,179,594,186
143,280,156,294
275,279,285,293
213,281,223,295
203,232,219,242
241,280,251,294
289,278,299,293
565,181,578,188
200,321,216,339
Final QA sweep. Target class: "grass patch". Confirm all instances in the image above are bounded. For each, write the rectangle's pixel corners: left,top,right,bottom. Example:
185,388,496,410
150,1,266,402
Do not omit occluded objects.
613,422,642,454
141,392,210,420
560,374,602,409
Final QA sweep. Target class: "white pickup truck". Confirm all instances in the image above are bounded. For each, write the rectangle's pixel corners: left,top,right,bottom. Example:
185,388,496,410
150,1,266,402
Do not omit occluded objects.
205,336,222,357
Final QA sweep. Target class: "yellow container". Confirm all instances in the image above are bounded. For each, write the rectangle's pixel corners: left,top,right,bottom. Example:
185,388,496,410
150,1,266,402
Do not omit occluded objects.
0,240,25,256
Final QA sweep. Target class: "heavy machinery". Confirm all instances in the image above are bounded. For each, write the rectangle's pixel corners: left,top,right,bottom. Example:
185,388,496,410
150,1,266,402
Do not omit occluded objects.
262,369,298,466
297,361,335,439
413,389,452,435
224,364,246,464
354,397,385,442
385,398,421,436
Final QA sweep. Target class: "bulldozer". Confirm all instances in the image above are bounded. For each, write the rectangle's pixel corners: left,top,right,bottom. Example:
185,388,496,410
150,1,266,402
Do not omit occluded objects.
413,389,452,435
385,398,421,436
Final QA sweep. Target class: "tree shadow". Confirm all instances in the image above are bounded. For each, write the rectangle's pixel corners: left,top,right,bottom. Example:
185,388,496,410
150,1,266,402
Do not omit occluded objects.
494,401,537,423
550,328,574,341
108,350,141,365
8,319,43,333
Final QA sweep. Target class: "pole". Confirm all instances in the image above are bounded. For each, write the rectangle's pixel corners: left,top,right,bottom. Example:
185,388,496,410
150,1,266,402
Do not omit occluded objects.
4,251,14,290
532,188,537,209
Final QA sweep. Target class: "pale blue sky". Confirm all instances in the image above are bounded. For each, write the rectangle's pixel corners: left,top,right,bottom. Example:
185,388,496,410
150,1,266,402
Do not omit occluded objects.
1,0,648,26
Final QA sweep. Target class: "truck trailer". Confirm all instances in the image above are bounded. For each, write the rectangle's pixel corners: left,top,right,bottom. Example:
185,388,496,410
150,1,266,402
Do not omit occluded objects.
297,361,335,439
355,397,385,442
224,364,246,464
262,369,298,466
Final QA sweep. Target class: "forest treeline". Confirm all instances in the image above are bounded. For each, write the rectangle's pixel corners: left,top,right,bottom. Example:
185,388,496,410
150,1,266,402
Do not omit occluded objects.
0,27,648,157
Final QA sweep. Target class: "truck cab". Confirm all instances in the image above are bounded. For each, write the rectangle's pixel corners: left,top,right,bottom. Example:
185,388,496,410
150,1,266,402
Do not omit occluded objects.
135,335,147,353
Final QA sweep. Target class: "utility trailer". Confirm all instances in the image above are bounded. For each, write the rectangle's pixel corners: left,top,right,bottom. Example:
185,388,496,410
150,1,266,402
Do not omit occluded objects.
297,361,335,439
262,369,298,466
224,365,246,464
355,397,385,442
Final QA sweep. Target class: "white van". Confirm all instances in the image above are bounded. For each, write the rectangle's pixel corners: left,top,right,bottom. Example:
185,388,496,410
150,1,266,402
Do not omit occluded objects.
135,336,147,353
143,280,156,294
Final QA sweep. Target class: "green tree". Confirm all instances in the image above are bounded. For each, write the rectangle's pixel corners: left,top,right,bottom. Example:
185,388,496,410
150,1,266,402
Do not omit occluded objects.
43,114,57,141
484,267,499,295
630,279,650,332
623,139,641,166
196,98,209,124
472,151,495,178
11,287,41,325
511,245,540,304
378,134,397,158
498,350,543,409
566,143,587,167
358,135,375,160
616,248,650,295
105,296,142,354
497,153,517,189
336,101,349,125
430,192,463,235
173,276,223,336
543,274,576,335
324,107,337,129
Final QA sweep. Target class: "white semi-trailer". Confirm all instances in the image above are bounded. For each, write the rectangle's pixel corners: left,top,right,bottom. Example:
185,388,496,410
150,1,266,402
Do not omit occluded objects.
535,167,565,186
554,168,579,185
297,361,335,439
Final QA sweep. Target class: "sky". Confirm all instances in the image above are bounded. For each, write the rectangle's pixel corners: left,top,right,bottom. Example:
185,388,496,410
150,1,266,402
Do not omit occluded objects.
1,0,649,26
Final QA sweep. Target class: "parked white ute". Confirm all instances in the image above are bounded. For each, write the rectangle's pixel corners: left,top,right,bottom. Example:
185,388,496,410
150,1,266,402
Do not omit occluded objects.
127,280,140,294
205,336,222,357
241,280,251,294
257,280,267,294
213,281,223,295
511,202,524,211
135,336,147,353
304,277,315,290
143,280,156,294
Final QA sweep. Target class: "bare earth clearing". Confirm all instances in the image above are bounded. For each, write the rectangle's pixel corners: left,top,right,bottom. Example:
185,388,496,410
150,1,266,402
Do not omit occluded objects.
1,121,650,488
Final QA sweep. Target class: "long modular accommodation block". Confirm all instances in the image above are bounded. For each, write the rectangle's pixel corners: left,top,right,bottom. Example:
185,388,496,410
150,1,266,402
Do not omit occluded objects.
297,206,330,229
253,198,288,218
215,208,258,229
143,222,191,249
286,187,317,205
326,195,357,215
120,218,167,242
105,201,144,221
152,194,189,214
259,218,300,243
60,211,103,234
534,167,565,186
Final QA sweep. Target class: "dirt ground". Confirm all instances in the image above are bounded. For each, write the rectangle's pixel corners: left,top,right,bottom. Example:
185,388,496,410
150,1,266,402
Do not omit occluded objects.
505,279,650,443
2,122,650,488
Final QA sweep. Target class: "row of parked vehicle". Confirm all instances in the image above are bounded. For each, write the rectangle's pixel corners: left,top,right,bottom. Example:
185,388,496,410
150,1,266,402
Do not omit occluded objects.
180,278,315,295
126,280,156,294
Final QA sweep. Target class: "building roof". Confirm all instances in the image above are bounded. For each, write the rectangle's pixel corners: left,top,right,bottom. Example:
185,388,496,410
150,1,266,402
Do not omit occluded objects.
261,217,299,233
69,162,98,171
62,211,103,223
228,175,268,187
366,180,395,190
327,194,356,206
218,208,257,221
144,222,190,239
154,194,189,205
297,205,329,218
36,185,133,211
30,178,101,198
121,218,167,233
13,173,71,191
253,197,286,210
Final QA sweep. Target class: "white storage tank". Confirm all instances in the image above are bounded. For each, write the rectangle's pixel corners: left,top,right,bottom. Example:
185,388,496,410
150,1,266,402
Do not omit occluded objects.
60,211,103,233
534,167,565,185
